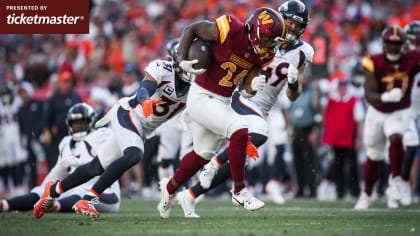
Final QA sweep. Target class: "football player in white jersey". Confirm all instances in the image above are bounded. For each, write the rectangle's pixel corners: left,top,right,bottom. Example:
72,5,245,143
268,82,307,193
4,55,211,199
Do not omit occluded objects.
1,103,121,216
34,51,193,219
175,0,314,218
156,39,194,181
400,21,420,206
0,82,26,196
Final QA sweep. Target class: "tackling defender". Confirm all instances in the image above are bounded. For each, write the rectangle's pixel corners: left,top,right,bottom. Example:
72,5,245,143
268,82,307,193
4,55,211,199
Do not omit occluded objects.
30,103,120,217
157,7,287,218
34,50,194,219
175,0,314,217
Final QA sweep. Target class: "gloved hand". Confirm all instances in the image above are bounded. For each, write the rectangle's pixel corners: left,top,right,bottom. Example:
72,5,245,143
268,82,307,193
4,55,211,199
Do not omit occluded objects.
381,88,402,103
287,64,298,84
60,156,85,168
250,74,266,92
142,98,162,118
179,60,206,74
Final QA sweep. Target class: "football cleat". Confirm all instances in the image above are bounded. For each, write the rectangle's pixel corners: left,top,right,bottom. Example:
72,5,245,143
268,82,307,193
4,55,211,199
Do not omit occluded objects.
72,198,100,220
354,192,372,210
0,200,3,212
386,190,399,209
157,178,175,219
177,189,200,218
400,180,412,206
199,159,220,189
387,176,402,200
232,188,264,211
265,180,285,205
33,180,55,218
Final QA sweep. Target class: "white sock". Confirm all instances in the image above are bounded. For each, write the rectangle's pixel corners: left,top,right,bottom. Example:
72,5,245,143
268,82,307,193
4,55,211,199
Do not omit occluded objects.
55,182,63,195
2,200,9,211
54,201,61,212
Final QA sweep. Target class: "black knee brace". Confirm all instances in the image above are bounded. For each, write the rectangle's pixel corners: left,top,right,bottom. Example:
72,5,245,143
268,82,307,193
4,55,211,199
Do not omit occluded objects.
123,147,143,166
249,132,268,147
86,157,105,177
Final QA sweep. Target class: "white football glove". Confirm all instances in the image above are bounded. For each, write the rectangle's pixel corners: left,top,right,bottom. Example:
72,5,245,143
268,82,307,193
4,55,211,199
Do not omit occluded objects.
381,88,403,103
287,64,298,84
179,59,206,75
59,156,85,168
251,74,266,92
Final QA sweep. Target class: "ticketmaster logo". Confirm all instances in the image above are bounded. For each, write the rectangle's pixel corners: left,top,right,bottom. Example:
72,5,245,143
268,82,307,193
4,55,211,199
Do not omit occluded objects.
0,0,89,33
7,13,84,24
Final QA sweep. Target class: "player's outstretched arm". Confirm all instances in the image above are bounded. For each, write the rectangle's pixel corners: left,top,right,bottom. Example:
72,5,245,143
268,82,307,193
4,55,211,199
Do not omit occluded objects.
136,73,160,118
178,21,219,62
286,64,305,101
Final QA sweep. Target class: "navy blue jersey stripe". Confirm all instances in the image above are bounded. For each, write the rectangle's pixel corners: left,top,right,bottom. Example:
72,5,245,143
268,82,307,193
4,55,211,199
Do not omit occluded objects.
231,91,263,117
117,107,142,138
298,49,306,69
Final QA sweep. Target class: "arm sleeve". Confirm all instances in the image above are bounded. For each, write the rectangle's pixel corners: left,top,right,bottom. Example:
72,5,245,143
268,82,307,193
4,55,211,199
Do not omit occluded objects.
353,100,365,122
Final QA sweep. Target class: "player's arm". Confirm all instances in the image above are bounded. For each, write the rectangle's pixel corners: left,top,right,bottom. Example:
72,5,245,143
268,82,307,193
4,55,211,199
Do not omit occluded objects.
364,71,382,105
136,73,161,118
241,66,266,97
178,21,219,62
286,64,305,101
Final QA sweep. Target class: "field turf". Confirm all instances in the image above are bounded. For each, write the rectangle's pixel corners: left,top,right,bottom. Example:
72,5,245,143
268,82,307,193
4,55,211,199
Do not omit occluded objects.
0,199,419,236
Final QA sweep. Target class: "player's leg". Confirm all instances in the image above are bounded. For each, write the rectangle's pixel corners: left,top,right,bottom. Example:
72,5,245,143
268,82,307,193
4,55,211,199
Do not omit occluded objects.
49,157,107,199
157,121,181,181
159,122,216,219
95,193,120,213
1,192,39,212
384,108,411,203
355,106,386,210
75,108,144,219
178,132,267,217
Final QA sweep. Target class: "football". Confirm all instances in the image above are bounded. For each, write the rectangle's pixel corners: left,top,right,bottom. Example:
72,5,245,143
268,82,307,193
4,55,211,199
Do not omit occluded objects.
187,39,212,70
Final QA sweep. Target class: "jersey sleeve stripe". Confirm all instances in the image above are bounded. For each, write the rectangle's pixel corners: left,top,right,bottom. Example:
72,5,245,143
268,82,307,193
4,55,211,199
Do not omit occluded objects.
361,57,374,72
298,49,306,69
216,15,230,44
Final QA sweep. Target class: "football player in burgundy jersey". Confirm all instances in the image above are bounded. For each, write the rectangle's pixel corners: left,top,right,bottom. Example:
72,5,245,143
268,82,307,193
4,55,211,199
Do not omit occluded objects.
354,25,420,210
174,0,314,218
157,8,287,218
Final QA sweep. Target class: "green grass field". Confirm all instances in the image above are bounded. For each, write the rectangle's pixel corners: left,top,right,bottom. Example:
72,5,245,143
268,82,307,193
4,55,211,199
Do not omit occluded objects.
0,199,419,236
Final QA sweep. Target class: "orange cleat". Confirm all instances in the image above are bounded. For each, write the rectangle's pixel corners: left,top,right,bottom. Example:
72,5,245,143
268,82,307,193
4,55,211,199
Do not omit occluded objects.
33,180,55,218
72,199,100,220
246,136,259,160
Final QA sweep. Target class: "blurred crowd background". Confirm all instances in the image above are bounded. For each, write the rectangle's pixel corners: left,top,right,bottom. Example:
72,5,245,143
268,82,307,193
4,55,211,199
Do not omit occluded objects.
0,0,419,202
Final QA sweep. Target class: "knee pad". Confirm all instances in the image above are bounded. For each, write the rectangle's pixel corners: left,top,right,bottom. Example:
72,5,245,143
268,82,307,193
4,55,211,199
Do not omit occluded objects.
249,133,268,148
86,157,105,177
123,147,143,166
